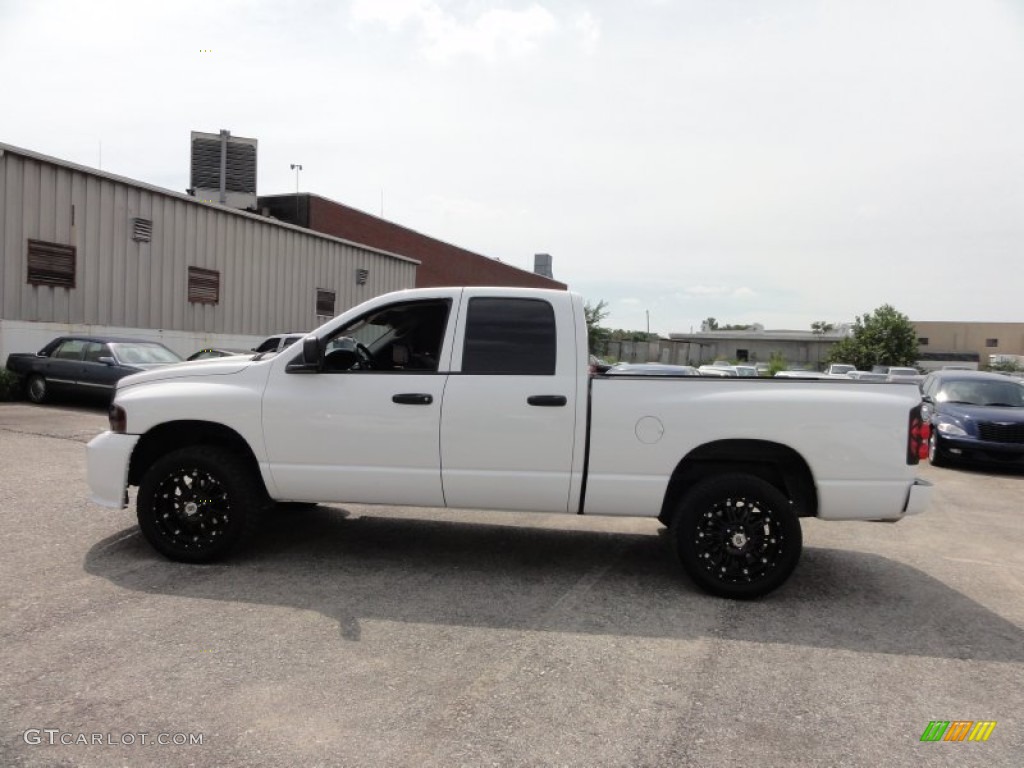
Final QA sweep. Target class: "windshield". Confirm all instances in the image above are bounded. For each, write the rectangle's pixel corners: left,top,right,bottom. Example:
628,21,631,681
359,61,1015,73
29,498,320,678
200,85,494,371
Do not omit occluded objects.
110,343,182,365
936,379,1024,407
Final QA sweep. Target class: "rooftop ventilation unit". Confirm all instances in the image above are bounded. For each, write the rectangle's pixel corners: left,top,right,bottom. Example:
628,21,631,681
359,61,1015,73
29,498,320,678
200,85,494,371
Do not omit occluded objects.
188,129,258,210
533,253,553,279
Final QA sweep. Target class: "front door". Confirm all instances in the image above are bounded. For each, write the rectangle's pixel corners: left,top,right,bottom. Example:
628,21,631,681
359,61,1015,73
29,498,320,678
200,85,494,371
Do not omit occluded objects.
261,295,457,506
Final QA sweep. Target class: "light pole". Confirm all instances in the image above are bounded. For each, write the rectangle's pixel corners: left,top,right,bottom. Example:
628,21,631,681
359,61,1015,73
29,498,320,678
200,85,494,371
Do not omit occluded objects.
290,164,303,224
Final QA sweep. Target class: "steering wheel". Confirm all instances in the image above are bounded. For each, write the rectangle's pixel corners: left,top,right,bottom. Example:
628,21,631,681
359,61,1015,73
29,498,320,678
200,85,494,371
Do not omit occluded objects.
354,342,375,370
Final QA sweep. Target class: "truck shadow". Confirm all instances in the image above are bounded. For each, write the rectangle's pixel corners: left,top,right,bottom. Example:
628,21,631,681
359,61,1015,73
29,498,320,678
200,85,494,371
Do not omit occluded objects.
84,506,1024,663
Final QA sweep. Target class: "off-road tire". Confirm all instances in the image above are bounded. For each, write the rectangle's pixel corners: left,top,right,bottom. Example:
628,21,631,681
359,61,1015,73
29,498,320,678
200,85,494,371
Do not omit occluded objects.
670,473,802,599
137,446,266,563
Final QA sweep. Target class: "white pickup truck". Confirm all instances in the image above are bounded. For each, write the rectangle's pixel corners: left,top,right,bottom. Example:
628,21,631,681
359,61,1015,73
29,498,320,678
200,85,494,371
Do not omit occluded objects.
87,287,932,599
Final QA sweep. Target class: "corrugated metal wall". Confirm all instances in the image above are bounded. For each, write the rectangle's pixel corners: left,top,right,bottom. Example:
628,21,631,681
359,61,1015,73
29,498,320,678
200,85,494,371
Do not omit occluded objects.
0,148,417,334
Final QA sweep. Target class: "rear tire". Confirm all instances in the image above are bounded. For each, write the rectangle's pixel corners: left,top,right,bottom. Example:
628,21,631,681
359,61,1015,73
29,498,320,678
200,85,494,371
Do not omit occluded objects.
137,446,266,563
670,473,802,599
26,375,48,404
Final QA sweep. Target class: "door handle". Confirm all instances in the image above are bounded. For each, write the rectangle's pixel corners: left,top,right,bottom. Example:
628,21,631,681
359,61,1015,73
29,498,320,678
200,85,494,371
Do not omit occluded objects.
392,393,433,405
527,395,567,407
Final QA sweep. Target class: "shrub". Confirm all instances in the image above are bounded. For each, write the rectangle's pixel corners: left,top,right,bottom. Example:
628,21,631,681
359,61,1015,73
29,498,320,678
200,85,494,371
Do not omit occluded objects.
0,368,23,401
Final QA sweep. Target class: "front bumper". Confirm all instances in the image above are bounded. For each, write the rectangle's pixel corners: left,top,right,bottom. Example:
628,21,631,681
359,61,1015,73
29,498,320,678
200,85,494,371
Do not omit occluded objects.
86,431,139,508
939,434,1024,463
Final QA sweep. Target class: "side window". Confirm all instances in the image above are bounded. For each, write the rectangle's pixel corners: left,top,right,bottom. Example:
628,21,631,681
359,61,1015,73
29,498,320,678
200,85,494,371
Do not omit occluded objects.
254,337,280,354
322,299,451,373
54,339,87,360
462,298,556,375
83,342,111,363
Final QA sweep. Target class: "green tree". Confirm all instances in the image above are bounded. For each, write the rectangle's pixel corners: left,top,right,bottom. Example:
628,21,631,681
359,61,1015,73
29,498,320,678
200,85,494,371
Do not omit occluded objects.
989,359,1024,373
811,321,835,334
585,300,611,355
825,304,918,371
701,317,719,331
767,351,787,376
610,329,657,342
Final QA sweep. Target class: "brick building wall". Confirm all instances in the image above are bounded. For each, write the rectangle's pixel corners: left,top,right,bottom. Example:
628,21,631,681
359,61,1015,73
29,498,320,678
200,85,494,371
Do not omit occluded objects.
259,194,567,291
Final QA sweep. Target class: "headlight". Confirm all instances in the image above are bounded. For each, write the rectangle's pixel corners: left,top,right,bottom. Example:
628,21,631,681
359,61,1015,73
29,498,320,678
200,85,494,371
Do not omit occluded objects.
108,404,127,433
937,422,966,436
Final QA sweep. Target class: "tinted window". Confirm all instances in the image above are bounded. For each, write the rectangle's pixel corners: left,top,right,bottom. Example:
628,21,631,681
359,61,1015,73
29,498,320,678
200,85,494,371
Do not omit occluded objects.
462,298,556,375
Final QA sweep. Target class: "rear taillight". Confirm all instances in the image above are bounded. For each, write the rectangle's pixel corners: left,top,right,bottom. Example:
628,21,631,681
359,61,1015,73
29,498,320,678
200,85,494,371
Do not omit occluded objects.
907,406,929,464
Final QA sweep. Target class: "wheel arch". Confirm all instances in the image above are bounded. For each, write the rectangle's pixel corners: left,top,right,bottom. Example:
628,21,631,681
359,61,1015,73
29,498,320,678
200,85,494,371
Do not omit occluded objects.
127,420,265,493
659,439,817,524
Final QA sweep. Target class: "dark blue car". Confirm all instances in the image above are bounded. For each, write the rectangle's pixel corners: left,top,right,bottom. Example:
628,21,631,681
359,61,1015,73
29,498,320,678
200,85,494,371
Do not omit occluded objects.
921,370,1024,467
5,335,182,404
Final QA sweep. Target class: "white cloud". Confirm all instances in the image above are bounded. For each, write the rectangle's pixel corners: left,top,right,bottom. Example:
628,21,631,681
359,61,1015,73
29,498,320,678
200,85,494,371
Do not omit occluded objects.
350,0,433,30
351,0,560,63
685,285,729,296
732,287,756,298
574,11,601,54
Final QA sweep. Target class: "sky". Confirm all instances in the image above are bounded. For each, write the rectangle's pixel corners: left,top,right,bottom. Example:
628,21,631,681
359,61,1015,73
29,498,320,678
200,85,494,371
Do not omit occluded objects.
2,0,1022,335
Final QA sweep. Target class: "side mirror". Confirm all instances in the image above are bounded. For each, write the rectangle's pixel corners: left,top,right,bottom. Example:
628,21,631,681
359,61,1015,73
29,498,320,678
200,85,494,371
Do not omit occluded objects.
97,356,116,366
302,336,320,366
286,336,322,373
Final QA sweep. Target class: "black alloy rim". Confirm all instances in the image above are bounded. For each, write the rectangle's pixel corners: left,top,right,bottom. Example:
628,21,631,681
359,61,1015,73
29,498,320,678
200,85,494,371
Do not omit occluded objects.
150,466,232,551
693,495,785,584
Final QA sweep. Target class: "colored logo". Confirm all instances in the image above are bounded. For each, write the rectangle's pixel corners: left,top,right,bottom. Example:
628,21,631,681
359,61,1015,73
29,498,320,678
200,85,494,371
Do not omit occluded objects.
920,721,996,742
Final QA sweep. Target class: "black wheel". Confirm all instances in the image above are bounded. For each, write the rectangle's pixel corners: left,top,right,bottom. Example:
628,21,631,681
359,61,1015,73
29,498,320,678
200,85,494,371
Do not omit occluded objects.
928,431,949,467
137,446,266,563
26,374,48,404
670,473,802,599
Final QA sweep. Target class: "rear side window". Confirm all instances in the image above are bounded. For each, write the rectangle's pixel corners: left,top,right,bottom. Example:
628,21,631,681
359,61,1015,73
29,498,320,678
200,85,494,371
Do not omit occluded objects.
462,298,556,375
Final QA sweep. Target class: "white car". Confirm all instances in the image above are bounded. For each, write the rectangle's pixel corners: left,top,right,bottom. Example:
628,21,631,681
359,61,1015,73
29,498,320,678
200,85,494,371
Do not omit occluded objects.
698,365,738,377
252,332,307,355
87,287,932,600
847,371,889,382
774,370,828,379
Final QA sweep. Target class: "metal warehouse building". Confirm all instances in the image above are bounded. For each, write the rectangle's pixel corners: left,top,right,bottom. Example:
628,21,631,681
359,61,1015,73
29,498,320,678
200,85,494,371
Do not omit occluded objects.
0,142,417,361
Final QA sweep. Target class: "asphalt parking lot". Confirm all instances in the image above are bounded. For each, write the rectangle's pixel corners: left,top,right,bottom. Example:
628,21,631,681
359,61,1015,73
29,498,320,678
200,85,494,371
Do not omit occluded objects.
1,401,1022,767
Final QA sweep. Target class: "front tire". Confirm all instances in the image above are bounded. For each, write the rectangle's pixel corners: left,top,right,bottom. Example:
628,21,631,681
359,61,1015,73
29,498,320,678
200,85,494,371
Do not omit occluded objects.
137,446,266,563
26,375,48,404
928,431,949,467
670,473,802,599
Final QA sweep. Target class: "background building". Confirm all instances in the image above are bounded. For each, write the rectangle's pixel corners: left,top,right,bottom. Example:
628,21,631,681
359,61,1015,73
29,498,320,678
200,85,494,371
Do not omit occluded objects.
655,329,848,367
0,142,416,360
258,193,567,291
913,321,1024,370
